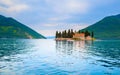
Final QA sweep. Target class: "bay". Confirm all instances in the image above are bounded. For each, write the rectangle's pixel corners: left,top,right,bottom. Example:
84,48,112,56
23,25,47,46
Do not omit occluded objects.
0,39,120,75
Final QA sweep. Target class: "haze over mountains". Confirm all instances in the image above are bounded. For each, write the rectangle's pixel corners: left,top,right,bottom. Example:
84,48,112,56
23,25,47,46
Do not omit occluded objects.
81,14,120,39
0,15,46,39
0,14,120,39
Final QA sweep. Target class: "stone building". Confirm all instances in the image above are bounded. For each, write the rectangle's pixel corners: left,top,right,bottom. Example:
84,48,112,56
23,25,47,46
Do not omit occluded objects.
73,33,85,40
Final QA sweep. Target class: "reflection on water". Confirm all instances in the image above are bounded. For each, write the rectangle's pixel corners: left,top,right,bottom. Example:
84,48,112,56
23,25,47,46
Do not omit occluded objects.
0,39,120,75
55,40,120,74
56,40,93,55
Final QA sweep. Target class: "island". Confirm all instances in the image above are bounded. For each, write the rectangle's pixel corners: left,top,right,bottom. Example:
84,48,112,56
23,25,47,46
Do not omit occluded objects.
55,29,95,41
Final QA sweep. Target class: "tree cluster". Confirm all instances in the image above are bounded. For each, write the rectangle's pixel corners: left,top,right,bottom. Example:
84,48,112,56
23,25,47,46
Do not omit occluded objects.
56,29,74,38
78,30,94,38
56,29,94,38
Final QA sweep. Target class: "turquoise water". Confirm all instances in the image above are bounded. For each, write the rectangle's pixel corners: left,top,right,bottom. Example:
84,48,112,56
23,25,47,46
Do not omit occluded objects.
0,39,120,75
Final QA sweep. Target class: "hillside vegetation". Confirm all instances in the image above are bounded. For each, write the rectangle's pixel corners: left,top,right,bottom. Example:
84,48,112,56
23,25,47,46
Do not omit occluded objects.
81,14,120,39
0,15,46,39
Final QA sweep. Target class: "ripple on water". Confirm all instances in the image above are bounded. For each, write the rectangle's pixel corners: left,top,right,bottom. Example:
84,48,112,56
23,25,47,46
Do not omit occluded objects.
0,39,120,75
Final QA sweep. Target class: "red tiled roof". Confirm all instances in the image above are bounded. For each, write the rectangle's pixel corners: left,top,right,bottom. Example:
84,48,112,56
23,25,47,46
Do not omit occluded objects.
73,33,85,37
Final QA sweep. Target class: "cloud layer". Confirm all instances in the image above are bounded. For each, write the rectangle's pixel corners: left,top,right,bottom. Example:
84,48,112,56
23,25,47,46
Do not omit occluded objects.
0,0,29,13
45,0,90,14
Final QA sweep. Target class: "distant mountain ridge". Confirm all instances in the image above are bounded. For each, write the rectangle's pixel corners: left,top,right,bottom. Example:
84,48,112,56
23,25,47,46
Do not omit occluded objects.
81,14,120,39
0,15,46,39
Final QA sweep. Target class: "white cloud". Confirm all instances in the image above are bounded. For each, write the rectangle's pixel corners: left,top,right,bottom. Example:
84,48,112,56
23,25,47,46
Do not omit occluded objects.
72,24,89,30
0,0,29,13
49,16,71,21
45,0,91,14
7,4,28,13
42,0,91,24
42,23,58,27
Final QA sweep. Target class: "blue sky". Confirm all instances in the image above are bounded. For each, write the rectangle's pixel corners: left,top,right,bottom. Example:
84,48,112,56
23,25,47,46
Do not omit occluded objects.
0,0,120,36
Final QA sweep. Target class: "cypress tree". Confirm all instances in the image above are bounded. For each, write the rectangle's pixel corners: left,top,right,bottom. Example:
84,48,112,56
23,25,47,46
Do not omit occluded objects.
56,29,76,38
91,31,94,38
62,31,65,38
70,29,74,38
68,29,71,38
85,30,90,37
56,31,58,38
59,32,62,38
57,32,59,38
58,32,60,38
78,30,81,33
88,31,90,36
64,30,67,38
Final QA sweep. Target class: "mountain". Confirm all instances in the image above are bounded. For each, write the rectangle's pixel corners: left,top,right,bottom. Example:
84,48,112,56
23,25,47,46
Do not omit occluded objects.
0,15,46,39
81,14,120,39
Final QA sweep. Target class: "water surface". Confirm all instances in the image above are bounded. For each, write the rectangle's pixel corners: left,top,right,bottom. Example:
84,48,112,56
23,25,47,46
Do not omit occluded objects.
0,39,120,75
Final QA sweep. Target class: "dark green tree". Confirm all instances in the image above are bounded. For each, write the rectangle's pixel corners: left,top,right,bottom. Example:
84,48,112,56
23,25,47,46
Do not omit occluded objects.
57,32,60,38
91,31,94,38
81,31,84,33
68,29,71,38
78,30,81,33
70,29,74,38
62,31,65,38
59,32,62,38
85,30,90,37
56,31,58,38
64,30,67,38
56,29,76,38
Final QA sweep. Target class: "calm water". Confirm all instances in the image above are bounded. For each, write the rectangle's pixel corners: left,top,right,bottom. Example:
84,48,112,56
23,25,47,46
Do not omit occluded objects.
0,39,120,75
